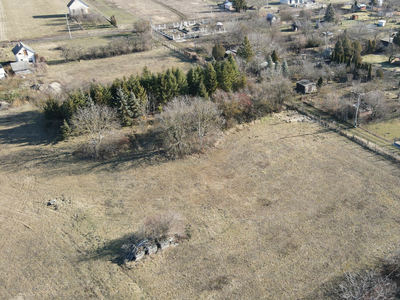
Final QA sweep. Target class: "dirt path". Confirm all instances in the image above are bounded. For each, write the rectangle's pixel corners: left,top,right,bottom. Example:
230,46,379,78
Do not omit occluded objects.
0,0,7,41
151,0,188,20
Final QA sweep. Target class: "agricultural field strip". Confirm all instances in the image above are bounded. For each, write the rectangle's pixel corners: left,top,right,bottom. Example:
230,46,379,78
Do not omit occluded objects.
0,0,6,41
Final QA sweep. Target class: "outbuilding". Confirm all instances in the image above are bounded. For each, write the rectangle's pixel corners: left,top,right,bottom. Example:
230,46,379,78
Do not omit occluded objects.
378,20,386,27
0,64,6,79
11,42,36,63
10,61,32,76
67,0,89,16
296,79,316,94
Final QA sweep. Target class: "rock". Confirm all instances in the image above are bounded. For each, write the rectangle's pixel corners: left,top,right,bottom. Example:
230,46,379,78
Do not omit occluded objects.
157,238,170,250
0,101,10,110
145,242,158,255
134,250,145,261
47,199,57,206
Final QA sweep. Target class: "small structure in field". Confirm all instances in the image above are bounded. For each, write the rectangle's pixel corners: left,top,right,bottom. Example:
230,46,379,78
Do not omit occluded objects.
67,0,89,16
356,4,366,11
12,42,36,63
10,61,32,76
266,13,279,24
292,21,302,31
280,0,304,5
323,47,333,58
223,0,233,10
351,14,358,20
378,20,386,27
394,141,400,149
0,64,6,79
296,79,316,94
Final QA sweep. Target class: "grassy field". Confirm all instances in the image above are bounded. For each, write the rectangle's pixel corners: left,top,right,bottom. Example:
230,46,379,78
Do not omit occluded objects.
1,105,400,299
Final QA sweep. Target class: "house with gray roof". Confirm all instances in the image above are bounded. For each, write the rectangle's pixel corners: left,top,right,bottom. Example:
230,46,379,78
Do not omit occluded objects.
12,42,36,63
67,0,89,16
10,61,32,76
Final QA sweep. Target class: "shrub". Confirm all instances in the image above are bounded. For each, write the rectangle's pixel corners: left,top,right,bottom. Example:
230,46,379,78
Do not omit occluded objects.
155,96,223,156
139,211,185,239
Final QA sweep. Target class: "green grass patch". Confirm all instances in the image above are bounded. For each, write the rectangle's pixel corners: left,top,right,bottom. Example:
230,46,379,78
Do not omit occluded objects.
364,118,400,142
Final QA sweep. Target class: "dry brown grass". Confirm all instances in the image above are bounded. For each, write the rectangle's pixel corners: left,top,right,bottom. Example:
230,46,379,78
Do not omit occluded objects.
1,105,400,299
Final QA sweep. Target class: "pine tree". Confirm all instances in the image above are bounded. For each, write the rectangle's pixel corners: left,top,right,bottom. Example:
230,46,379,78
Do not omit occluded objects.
335,40,344,56
372,40,376,53
317,77,323,87
166,69,179,98
367,40,373,54
212,43,226,61
342,36,353,58
393,32,400,47
116,87,133,126
274,61,281,73
130,91,144,119
282,60,289,77
271,50,280,63
233,74,247,92
266,55,274,68
368,64,372,80
127,75,148,105
204,62,218,95
187,67,200,96
237,36,254,62
219,61,234,92
376,69,384,79
174,67,188,95
235,0,246,12
324,4,336,23
228,54,239,78
198,81,208,99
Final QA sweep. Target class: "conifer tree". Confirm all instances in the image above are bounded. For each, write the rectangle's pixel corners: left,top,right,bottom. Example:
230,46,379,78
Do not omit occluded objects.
127,75,148,105
198,81,208,99
130,91,144,119
317,77,323,87
271,50,280,63
174,67,188,95
324,4,336,23
187,67,202,96
334,40,344,56
228,54,239,78
212,43,226,61
233,74,247,92
393,32,400,47
282,60,289,77
116,87,133,126
219,61,234,92
376,69,384,79
368,64,372,80
237,36,254,62
342,36,353,58
204,62,218,95
267,55,274,68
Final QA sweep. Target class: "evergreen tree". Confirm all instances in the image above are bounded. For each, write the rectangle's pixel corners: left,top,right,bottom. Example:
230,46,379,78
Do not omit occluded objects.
368,64,372,80
271,50,280,63
393,32,400,47
204,62,218,95
130,91,144,119
274,61,281,73
317,77,323,87
367,40,373,54
219,61,234,92
198,81,208,99
334,40,344,56
187,68,198,96
237,36,254,62
282,60,289,77
116,87,133,126
324,4,336,23
342,35,353,58
233,74,247,92
174,67,188,95
228,54,239,78
235,0,246,12
127,75,148,105
376,69,384,79
370,0,377,6
266,55,274,68
212,43,226,61
372,40,376,53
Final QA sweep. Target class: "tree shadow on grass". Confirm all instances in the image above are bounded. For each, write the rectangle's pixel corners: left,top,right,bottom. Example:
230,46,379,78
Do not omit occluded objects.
81,232,140,265
32,14,66,19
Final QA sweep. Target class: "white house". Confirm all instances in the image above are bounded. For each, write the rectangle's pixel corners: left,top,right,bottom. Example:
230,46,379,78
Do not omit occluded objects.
67,0,89,16
280,0,304,5
11,42,36,63
0,64,6,79
223,0,233,10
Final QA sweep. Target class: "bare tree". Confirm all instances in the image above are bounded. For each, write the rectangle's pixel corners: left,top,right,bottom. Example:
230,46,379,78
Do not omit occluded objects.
155,96,223,156
363,91,387,119
71,101,120,158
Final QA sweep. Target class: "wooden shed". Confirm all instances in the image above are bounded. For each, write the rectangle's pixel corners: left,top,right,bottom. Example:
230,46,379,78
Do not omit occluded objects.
296,80,316,94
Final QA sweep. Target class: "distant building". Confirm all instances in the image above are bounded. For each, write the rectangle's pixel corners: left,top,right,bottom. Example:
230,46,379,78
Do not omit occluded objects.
223,0,233,10
10,61,32,76
67,0,89,16
356,4,367,11
323,47,333,58
0,64,6,79
280,0,304,5
11,42,36,63
292,21,302,31
296,80,316,94
266,13,279,24
378,20,386,27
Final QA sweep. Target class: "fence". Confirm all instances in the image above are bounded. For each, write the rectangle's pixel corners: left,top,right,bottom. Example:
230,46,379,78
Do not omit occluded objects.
288,104,400,164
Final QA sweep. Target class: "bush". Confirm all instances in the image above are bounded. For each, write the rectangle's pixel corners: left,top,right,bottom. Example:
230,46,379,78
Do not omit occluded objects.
155,96,223,156
139,211,185,239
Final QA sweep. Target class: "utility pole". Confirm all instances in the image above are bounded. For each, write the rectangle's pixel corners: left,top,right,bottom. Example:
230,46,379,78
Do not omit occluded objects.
149,15,153,39
65,14,72,39
354,92,365,128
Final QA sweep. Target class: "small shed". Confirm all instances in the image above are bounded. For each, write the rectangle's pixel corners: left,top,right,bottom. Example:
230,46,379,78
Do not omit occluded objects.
296,79,316,94
67,0,89,16
356,4,366,11
351,14,358,20
378,20,386,27
266,13,279,23
11,42,36,63
0,64,6,79
10,61,32,76
223,0,233,10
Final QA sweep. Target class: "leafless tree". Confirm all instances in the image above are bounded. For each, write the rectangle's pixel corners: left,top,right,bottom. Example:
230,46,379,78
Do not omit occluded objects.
155,96,223,156
363,91,387,119
71,101,120,158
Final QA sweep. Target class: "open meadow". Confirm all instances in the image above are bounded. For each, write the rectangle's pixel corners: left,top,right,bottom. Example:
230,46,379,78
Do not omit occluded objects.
1,105,400,299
